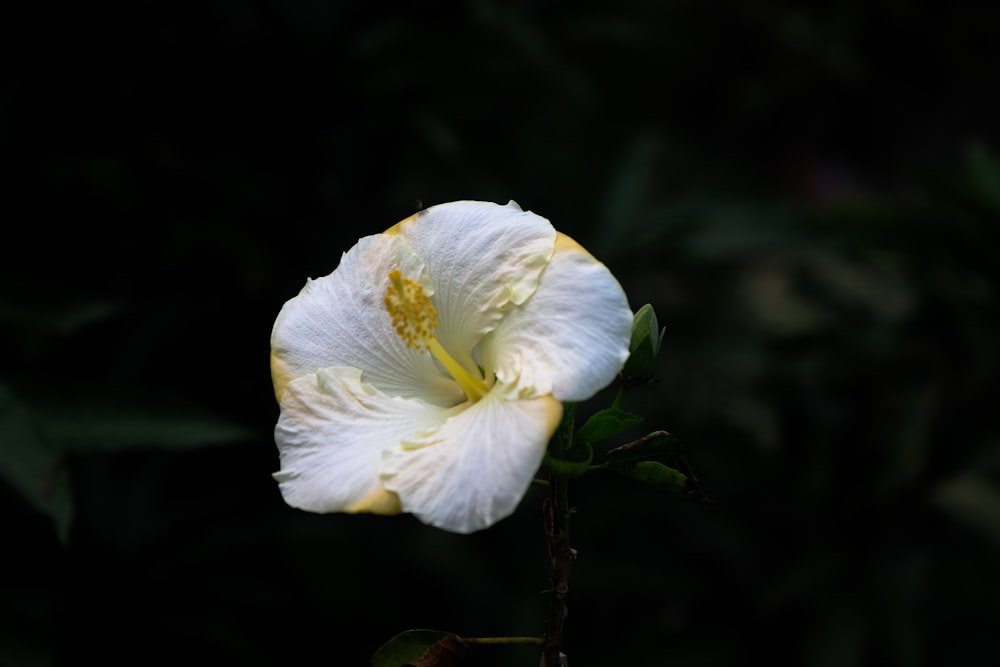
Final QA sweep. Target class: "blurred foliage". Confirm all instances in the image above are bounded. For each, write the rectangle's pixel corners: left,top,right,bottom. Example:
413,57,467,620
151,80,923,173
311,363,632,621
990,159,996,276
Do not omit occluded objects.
3,0,1000,666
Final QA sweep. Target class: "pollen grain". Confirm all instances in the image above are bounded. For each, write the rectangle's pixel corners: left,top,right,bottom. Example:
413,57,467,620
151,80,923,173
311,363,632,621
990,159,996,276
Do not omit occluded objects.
384,270,438,351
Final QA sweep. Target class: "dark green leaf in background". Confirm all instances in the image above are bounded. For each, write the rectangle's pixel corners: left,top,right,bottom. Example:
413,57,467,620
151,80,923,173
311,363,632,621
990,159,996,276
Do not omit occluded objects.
966,141,1000,213
0,382,73,543
10,380,256,454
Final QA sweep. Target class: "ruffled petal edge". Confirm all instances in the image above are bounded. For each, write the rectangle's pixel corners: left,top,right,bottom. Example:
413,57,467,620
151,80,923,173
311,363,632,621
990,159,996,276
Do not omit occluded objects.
485,232,633,403
379,392,563,533
274,366,456,516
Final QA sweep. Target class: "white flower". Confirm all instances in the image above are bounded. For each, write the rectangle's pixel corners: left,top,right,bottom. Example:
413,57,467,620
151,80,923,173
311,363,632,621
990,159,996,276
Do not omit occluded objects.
270,200,633,533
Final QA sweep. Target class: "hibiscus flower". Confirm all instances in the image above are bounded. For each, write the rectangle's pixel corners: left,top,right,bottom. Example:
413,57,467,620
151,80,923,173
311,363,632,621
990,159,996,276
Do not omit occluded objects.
270,200,632,533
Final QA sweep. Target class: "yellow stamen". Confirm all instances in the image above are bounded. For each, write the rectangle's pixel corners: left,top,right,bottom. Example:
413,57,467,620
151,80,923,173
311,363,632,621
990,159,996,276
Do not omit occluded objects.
384,270,489,402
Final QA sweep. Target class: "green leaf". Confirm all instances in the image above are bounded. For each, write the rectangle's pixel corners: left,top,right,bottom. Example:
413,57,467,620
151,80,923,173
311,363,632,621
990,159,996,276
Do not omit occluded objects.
11,380,255,453
543,440,593,479
575,407,643,444
611,461,687,493
630,304,661,354
0,296,120,336
604,431,713,502
622,304,664,382
371,629,461,667
0,382,73,543
966,141,1000,212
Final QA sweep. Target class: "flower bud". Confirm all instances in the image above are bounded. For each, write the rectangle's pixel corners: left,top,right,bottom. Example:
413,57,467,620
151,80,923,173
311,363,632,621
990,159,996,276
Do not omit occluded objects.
621,303,663,383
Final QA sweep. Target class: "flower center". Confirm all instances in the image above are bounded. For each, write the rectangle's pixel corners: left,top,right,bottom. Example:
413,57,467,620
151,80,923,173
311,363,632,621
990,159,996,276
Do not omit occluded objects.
384,270,488,402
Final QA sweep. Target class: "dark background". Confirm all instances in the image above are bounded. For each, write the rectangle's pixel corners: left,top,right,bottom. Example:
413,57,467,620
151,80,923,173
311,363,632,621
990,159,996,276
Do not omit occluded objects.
3,1,1000,665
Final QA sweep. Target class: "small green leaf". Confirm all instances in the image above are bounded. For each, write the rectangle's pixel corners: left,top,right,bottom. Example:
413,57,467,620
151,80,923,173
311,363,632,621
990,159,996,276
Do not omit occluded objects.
622,304,664,382
610,461,687,494
0,382,73,543
543,440,593,479
371,629,457,667
575,407,643,444
630,304,660,352
604,431,713,502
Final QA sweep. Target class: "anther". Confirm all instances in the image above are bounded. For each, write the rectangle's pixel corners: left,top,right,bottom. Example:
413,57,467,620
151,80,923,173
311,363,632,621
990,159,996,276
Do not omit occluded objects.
382,269,489,402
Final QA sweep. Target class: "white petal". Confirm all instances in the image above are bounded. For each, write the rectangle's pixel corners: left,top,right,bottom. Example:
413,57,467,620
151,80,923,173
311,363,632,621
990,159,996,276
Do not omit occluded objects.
270,233,463,406
379,392,563,533
274,366,455,514
389,201,556,376
485,234,633,402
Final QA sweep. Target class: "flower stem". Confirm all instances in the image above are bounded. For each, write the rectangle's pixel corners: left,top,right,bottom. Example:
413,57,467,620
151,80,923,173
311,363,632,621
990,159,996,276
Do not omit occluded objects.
542,471,573,666
611,385,626,409
460,636,543,646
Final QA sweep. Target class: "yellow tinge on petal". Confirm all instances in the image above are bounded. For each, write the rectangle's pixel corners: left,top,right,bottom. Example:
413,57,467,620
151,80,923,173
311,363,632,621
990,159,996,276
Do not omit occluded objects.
270,351,294,403
384,270,489,402
349,486,403,515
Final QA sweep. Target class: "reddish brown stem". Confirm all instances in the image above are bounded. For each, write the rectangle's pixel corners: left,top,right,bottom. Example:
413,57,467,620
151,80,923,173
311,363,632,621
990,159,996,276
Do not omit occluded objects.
541,474,573,666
